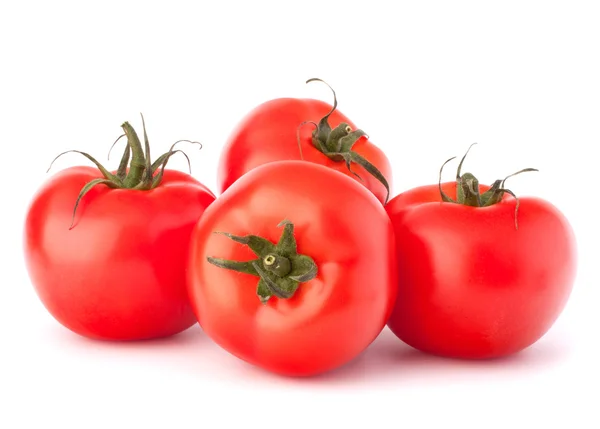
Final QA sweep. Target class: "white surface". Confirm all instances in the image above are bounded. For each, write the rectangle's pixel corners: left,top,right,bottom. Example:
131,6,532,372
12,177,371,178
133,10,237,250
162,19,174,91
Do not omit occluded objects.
1,1,598,428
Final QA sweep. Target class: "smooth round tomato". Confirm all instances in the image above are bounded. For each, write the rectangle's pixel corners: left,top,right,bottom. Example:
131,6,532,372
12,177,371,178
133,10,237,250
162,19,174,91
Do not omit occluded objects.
24,121,216,340
217,81,392,205
188,161,397,376
385,181,577,359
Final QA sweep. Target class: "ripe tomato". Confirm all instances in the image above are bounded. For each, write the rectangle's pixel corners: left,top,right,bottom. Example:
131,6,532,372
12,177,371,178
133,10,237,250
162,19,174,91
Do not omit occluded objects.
188,161,397,376
217,79,392,205
24,120,215,340
385,147,577,359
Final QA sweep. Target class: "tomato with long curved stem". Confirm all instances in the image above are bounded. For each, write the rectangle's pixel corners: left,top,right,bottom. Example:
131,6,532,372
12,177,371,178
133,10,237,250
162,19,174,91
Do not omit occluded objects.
188,160,397,376
217,78,392,205
24,118,215,340
385,144,577,359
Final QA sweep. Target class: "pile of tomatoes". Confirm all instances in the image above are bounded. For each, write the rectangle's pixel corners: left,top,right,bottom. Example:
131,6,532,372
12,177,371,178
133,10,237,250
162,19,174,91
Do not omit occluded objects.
23,79,577,377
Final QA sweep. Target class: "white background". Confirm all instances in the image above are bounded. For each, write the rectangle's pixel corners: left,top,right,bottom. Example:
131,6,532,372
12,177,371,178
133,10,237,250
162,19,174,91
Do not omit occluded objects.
1,1,598,428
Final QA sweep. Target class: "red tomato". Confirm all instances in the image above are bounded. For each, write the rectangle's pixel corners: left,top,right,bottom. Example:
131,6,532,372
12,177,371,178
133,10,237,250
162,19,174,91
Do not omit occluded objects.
24,121,215,340
217,79,392,205
188,161,397,376
386,180,577,359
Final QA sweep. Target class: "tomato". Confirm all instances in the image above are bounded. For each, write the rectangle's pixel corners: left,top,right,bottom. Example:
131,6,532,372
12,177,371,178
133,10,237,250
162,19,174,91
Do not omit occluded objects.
217,79,392,205
385,146,577,359
24,120,215,340
188,161,397,376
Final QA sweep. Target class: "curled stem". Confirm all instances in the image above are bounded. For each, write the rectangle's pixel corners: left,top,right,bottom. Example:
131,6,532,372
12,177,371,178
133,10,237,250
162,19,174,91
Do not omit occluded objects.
48,117,204,229
438,144,538,230
304,78,390,204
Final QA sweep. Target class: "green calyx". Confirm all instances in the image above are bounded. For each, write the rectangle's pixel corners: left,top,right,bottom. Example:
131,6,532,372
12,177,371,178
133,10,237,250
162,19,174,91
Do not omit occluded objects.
301,78,390,204
207,220,318,304
47,114,201,229
438,143,538,229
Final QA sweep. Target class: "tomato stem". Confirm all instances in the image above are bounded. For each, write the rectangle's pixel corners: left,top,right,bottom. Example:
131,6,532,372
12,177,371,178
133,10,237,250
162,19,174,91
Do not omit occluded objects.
46,116,204,229
207,220,318,304
305,78,390,204
263,254,292,277
438,143,538,229
122,121,146,188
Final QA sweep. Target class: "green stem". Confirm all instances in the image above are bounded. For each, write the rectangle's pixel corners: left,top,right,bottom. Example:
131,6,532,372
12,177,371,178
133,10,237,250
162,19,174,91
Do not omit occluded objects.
47,117,203,229
206,220,318,304
121,122,146,188
438,144,538,229
262,254,292,277
305,78,390,204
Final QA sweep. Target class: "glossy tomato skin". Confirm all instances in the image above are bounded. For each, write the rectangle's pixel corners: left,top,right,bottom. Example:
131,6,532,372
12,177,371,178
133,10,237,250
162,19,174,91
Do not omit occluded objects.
385,182,577,359
217,98,392,205
24,166,215,340
189,161,397,376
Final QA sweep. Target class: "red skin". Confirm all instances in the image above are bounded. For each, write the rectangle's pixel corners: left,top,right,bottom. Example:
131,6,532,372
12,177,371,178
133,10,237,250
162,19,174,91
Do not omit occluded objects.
189,161,398,376
385,181,577,359
24,166,215,340
217,98,392,205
